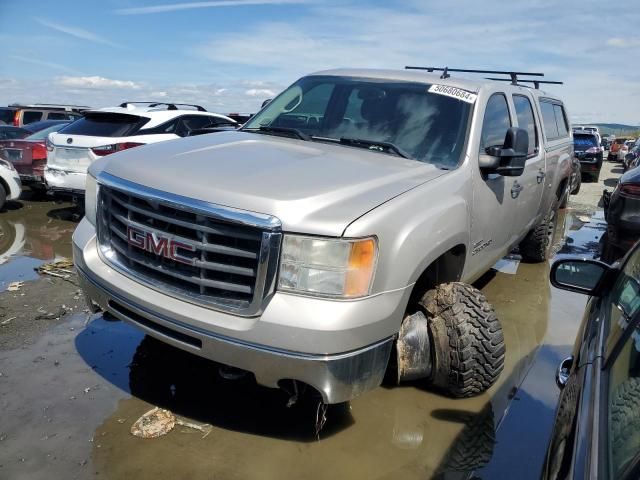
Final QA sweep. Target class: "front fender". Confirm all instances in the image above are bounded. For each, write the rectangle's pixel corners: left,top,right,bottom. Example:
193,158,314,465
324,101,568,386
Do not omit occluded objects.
343,169,470,295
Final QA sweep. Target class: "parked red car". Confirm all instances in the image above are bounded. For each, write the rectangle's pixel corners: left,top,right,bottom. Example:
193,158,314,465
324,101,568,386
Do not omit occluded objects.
0,120,71,191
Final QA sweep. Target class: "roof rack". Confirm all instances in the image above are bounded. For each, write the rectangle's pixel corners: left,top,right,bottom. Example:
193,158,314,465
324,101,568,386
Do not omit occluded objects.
404,66,546,85
8,103,90,111
119,101,207,112
485,77,563,89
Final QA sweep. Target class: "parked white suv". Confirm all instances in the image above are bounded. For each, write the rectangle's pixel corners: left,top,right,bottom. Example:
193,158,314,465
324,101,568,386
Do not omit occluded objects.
45,102,237,199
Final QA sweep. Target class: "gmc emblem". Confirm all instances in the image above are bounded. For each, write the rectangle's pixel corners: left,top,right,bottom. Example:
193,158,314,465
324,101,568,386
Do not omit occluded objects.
126,225,196,266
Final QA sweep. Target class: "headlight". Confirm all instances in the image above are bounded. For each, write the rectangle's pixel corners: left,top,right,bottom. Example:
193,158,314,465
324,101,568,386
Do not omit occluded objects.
0,158,16,171
278,235,378,298
85,173,98,226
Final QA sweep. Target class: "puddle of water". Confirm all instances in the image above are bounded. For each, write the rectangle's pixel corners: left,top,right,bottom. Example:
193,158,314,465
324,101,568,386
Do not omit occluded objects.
0,199,78,291
0,199,607,480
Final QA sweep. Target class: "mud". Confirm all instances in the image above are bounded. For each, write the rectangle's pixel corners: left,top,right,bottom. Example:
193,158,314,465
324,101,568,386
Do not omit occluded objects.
0,161,622,479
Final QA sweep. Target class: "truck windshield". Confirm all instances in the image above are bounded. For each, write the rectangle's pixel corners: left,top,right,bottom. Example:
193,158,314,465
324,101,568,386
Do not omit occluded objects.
574,134,598,148
243,76,473,168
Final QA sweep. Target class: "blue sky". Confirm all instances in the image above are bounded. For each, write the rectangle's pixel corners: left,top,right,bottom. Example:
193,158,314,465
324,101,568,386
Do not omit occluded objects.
0,0,638,123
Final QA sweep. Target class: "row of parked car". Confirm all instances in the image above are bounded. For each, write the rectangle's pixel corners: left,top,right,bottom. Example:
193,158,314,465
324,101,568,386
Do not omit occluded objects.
0,102,245,209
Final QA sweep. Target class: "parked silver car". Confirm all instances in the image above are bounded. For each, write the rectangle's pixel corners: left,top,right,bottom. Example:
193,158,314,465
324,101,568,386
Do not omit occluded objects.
73,68,573,404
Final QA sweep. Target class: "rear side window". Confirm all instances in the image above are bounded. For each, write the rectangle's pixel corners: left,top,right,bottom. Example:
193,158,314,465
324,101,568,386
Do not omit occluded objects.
553,104,569,137
540,101,559,139
47,112,74,120
480,94,511,152
22,111,43,124
0,108,16,124
60,113,148,137
513,95,538,155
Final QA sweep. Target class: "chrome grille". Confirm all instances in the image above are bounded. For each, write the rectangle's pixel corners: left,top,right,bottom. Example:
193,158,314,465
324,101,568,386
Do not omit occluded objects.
96,174,281,316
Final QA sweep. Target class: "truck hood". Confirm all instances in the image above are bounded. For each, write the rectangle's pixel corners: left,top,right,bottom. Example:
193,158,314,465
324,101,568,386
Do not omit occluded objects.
99,131,447,236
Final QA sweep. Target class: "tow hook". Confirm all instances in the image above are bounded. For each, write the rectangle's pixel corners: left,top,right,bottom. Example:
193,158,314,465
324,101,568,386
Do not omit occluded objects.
218,365,247,381
396,311,433,383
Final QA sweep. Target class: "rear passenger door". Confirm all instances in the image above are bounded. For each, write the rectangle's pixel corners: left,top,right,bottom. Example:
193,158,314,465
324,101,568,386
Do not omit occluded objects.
510,93,546,240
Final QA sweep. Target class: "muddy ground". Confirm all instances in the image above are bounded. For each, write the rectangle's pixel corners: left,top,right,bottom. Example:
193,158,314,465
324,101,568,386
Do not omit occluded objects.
0,161,623,480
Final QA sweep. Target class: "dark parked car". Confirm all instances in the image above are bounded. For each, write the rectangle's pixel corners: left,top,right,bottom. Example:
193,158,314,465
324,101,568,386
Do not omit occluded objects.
601,136,611,150
573,132,603,182
544,241,640,480
0,125,30,140
603,167,640,262
0,121,71,191
623,145,640,172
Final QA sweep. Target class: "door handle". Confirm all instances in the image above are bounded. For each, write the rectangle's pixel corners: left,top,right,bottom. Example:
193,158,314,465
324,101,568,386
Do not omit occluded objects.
537,169,546,184
511,181,524,199
556,356,573,389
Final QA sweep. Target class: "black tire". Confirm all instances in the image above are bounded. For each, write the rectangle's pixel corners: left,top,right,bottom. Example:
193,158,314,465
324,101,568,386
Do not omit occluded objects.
0,185,6,211
519,196,559,263
418,282,505,398
559,183,569,209
610,378,640,472
571,174,581,194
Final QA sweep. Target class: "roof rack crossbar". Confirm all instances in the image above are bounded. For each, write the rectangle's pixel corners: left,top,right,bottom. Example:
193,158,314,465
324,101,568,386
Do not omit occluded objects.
119,102,207,112
405,66,545,85
485,77,564,89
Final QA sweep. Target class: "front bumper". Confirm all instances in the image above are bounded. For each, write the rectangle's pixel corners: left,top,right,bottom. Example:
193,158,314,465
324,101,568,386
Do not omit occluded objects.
73,218,407,403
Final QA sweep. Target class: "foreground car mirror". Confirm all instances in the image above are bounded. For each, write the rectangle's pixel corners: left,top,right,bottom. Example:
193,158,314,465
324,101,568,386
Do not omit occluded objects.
550,258,610,295
480,127,529,177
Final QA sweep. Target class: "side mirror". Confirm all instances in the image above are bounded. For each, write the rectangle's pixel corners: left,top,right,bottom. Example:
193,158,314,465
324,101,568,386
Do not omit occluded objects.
261,99,272,108
479,127,529,177
550,258,610,295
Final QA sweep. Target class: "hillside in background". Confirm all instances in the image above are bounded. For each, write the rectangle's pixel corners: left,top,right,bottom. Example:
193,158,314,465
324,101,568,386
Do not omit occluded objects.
591,123,640,136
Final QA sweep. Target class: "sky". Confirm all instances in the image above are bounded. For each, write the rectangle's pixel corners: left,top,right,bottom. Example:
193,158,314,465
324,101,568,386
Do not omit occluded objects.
0,0,638,124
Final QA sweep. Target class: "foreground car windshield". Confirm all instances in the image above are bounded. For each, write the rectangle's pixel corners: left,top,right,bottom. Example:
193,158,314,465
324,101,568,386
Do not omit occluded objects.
243,76,473,168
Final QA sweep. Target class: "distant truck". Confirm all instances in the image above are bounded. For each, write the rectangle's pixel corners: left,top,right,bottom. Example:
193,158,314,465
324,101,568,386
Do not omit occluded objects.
74,67,573,404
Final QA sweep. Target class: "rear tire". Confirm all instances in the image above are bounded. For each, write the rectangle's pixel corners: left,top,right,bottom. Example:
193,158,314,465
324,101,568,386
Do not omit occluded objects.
519,196,560,263
418,282,505,398
571,175,581,194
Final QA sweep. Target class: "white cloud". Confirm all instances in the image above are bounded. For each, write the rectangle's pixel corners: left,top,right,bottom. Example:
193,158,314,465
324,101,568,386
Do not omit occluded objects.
115,0,307,15
56,76,142,89
10,55,82,75
245,88,276,97
35,18,123,48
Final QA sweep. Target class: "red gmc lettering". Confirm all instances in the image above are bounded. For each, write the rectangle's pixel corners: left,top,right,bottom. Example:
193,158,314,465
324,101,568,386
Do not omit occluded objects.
126,226,196,265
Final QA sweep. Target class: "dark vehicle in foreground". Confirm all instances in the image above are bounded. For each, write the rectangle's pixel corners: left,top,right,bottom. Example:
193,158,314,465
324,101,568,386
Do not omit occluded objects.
0,125,29,140
544,241,640,480
573,132,603,182
0,104,86,127
0,121,71,191
603,167,640,262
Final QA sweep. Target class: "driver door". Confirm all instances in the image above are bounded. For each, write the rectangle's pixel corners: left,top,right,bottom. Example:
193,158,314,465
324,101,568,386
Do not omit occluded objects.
468,93,517,280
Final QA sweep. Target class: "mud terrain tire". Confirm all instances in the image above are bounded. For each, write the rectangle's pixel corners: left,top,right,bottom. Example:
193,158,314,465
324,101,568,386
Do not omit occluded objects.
611,377,640,471
520,197,559,263
419,282,505,398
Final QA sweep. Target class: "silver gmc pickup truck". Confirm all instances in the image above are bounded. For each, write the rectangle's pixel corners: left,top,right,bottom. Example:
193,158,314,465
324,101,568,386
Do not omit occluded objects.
73,68,573,404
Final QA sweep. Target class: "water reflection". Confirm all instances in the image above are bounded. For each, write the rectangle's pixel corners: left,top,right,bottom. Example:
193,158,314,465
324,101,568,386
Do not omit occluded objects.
0,201,76,287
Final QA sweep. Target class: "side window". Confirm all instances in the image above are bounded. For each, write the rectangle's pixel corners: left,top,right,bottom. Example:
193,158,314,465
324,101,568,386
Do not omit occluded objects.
176,116,215,137
540,101,559,140
47,112,70,120
479,94,511,153
553,104,569,137
22,111,43,124
513,95,538,156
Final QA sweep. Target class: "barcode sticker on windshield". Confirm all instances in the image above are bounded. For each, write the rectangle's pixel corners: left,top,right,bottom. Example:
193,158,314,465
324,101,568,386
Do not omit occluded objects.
428,85,477,104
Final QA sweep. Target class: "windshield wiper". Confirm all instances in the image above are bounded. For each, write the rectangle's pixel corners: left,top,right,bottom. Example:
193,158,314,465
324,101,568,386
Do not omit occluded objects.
249,125,310,141
339,137,413,160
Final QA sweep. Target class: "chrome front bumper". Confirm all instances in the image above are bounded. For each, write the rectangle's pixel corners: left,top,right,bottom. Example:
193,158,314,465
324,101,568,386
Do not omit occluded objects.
77,265,393,403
